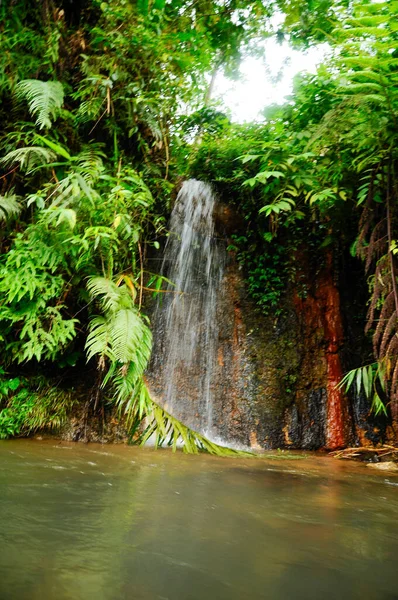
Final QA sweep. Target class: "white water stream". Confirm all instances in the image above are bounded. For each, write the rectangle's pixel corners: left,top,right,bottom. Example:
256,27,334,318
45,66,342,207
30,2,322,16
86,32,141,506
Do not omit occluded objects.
150,179,225,436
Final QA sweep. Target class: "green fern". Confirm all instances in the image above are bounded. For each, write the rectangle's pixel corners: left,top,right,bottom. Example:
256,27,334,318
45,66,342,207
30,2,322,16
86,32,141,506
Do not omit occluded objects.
86,277,128,314
86,276,152,371
15,79,64,129
0,193,21,221
17,307,78,362
1,146,56,172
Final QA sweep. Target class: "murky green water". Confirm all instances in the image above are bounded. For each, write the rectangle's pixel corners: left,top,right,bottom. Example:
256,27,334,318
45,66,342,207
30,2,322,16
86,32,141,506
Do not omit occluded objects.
1,440,398,600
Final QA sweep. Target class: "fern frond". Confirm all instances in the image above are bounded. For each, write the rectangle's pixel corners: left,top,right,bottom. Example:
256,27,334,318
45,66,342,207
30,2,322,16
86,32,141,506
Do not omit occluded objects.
86,277,123,313
338,26,389,38
74,146,105,184
85,277,152,372
349,15,389,27
1,147,56,172
349,70,389,85
366,260,390,331
110,308,152,364
15,80,64,129
0,193,21,221
384,335,398,363
340,82,385,94
366,219,387,271
391,360,398,400
373,293,394,352
358,94,388,106
85,316,114,362
76,98,104,124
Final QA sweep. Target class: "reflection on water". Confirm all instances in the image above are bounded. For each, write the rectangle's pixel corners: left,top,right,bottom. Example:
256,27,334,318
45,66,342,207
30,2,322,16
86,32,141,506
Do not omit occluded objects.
0,440,397,600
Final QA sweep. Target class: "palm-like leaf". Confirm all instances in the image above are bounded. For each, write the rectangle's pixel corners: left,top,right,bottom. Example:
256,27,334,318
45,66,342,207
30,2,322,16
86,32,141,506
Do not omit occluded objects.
338,363,387,416
133,383,251,456
15,80,64,129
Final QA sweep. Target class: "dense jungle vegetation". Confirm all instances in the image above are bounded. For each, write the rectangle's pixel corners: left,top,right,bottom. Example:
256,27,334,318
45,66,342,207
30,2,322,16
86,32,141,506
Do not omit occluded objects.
0,0,397,450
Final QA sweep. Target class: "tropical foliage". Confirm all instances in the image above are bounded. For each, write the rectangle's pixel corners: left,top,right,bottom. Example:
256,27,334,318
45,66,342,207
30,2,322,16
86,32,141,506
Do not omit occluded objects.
1,0,398,447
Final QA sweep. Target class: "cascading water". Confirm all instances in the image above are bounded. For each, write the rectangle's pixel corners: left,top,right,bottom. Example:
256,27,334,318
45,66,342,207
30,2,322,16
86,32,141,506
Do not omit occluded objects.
149,179,225,438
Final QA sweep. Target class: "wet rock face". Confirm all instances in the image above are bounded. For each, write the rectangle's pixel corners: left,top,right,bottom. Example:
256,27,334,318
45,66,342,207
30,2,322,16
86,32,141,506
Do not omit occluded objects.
292,250,354,450
284,389,327,449
206,253,341,450
213,203,245,236
209,260,293,448
57,403,129,444
352,390,388,446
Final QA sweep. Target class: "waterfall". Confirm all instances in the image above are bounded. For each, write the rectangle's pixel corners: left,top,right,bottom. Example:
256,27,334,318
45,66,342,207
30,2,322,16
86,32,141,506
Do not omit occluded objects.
149,179,225,438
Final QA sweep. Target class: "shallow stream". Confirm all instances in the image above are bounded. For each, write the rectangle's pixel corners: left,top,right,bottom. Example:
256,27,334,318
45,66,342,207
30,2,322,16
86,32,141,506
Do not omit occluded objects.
1,440,397,600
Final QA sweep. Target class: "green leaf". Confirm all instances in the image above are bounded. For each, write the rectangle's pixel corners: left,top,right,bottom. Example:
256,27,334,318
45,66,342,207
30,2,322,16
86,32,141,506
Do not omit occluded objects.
8,378,21,391
56,208,76,229
35,135,71,160
242,177,257,188
240,154,261,164
362,365,370,398
338,369,356,390
256,170,285,182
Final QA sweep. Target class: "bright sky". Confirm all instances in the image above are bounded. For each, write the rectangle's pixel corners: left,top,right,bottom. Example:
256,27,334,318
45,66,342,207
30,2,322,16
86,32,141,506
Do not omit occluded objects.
213,38,328,122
